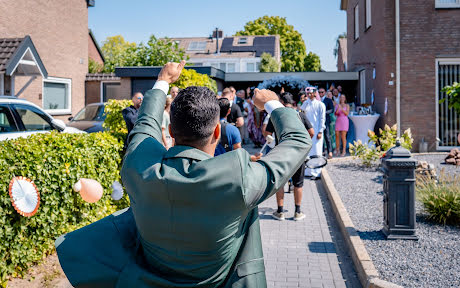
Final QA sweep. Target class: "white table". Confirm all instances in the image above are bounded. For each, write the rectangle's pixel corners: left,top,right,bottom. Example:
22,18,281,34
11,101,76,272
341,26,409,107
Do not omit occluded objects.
349,114,380,144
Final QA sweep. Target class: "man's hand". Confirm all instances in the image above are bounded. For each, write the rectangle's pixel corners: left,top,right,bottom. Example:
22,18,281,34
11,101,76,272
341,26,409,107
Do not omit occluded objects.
250,153,263,162
253,89,278,111
317,132,322,140
307,128,314,138
157,60,186,84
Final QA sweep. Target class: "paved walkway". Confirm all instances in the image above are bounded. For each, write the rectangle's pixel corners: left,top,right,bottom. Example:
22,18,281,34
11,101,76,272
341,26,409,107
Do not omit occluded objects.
258,179,360,288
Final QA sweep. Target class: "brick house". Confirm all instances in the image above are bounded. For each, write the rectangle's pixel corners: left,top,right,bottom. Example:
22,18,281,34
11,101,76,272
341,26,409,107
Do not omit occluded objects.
0,0,96,121
341,0,460,150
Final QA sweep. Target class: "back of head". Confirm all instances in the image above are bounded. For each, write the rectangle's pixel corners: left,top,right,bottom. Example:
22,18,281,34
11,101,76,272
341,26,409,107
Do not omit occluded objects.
221,90,232,99
170,86,219,147
218,98,231,119
280,92,295,106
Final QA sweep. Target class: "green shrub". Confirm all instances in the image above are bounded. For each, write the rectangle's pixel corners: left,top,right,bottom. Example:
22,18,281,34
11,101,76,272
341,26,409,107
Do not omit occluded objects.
417,172,460,225
0,132,129,286
102,99,132,143
349,124,414,166
175,69,217,93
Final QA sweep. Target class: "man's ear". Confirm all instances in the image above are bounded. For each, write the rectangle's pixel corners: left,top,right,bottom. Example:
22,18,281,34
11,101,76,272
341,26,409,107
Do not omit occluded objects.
213,122,221,140
168,125,174,138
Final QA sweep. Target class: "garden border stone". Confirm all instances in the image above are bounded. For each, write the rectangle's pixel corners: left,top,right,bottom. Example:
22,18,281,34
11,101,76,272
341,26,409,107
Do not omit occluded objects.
321,166,403,288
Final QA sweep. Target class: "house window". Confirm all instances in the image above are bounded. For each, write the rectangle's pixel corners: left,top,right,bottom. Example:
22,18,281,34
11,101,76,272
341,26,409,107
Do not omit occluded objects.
101,82,121,102
43,77,71,115
238,38,248,44
354,4,360,40
366,0,372,29
435,0,460,8
436,59,460,149
247,63,256,72
227,63,236,72
220,63,226,71
187,41,207,51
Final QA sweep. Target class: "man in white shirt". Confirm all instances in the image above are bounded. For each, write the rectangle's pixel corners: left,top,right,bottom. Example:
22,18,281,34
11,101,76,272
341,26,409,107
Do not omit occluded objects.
301,87,326,180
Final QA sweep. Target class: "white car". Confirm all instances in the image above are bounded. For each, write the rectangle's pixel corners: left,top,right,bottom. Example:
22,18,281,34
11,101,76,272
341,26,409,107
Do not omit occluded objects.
0,96,85,141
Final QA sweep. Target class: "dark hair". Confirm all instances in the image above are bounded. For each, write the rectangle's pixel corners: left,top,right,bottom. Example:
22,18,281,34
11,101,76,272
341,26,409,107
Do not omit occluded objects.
218,98,231,119
298,90,306,97
280,92,296,105
170,86,219,147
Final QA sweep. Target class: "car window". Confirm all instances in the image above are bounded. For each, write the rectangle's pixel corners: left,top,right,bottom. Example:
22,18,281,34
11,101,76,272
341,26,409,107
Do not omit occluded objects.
0,105,18,133
73,105,105,121
13,104,53,131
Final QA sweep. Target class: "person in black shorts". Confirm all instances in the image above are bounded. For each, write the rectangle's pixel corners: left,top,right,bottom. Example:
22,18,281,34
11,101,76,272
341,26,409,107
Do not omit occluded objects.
265,92,314,221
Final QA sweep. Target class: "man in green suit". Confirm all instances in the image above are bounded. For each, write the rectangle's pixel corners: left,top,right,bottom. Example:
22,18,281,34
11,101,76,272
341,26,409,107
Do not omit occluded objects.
56,61,312,287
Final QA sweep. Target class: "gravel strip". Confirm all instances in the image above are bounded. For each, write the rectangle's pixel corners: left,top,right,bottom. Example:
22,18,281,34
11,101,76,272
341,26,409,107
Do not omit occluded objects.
327,154,460,288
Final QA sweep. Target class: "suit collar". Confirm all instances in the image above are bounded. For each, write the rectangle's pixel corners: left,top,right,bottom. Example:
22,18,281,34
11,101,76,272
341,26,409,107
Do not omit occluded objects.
164,145,212,161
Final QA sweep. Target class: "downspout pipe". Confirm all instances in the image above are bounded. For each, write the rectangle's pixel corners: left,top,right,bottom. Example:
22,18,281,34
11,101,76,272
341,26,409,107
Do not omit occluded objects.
396,0,401,137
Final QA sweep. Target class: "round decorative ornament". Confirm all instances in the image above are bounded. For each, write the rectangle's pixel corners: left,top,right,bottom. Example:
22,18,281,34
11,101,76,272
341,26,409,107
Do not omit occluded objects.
9,176,40,217
73,178,103,203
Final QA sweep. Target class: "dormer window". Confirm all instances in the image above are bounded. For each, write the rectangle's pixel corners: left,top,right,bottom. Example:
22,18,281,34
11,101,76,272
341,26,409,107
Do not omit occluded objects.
188,41,207,51
238,38,248,45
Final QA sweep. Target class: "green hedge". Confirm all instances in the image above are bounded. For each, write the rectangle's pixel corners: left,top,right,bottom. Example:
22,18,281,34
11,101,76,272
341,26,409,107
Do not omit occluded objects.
0,131,129,285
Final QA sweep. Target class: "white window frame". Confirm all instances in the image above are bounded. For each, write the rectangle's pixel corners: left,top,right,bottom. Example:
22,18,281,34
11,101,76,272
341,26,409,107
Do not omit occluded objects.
100,80,120,103
238,38,248,45
354,4,360,40
366,0,372,29
246,62,256,72
42,77,71,115
435,58,460,150
435,0,460,8
227,63,236,73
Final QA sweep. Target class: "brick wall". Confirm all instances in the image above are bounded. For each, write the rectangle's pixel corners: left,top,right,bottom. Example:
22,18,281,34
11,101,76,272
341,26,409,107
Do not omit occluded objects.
399,1,460,148
346,0,460,150
0,0,88,121
88,34,104,65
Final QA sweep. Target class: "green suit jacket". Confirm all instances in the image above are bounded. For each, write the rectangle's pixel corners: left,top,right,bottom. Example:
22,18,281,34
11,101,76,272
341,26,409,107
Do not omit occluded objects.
56,87,311,287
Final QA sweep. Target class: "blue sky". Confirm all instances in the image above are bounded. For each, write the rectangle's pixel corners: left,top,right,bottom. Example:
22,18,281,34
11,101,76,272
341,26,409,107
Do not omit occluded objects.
89,0,346,71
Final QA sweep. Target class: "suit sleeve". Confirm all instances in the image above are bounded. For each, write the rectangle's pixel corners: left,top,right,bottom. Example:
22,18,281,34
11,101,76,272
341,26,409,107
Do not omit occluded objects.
238,108,312,209
127,88,166,148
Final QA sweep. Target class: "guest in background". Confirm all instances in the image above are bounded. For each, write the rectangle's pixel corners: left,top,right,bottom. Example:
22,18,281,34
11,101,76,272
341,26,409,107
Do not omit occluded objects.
302,87,326,180
222,88,244,128
332,88,340,105
335,94,350,157
247,89,266,147
319,88,334,159
214,98,242,156
297,90,307,110
235,90,246,113
122,92,144,149
161,98,173,149
327,91,337,152
168,86,179,99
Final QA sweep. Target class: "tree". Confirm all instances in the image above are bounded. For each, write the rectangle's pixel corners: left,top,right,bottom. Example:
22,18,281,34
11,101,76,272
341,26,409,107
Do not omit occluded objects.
88,58,104,73
259,53,280,72
133,36,188,67
236,16,314,72
333,32,347,58
100,35,188,73
101,35,137,73
304,52,321,72
175,69,217,93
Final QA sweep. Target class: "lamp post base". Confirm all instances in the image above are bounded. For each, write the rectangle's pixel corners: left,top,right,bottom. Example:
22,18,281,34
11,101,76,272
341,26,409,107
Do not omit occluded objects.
382,228,418,241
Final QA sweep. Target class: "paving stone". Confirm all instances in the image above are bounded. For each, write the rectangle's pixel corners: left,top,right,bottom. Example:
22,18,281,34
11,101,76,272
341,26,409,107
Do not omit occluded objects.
258,176,361,288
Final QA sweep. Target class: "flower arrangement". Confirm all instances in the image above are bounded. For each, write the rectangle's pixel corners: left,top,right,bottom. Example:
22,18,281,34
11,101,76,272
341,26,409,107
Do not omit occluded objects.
257,75,311,98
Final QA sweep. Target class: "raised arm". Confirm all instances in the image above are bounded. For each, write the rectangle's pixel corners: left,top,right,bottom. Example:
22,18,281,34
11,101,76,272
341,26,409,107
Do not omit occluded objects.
239,89,312,209
127,61,185,148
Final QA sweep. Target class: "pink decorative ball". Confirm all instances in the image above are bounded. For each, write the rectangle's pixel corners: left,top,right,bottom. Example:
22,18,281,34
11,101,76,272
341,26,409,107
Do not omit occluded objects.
73,178,103,203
